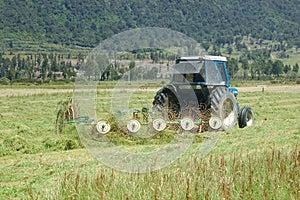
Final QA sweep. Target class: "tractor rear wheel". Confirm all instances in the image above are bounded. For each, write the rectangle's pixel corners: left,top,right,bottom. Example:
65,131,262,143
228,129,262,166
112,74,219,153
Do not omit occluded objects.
152,85,180,119
209,87,238,130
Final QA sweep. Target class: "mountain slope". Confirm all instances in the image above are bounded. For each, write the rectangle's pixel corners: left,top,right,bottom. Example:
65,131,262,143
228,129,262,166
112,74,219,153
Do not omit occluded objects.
0,0,299,47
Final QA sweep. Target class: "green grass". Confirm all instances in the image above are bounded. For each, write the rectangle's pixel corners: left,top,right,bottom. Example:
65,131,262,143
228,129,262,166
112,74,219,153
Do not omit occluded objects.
48,147,299,200
1,38,91,56
281,50,300,67
0,92,82,157
0,84,299,199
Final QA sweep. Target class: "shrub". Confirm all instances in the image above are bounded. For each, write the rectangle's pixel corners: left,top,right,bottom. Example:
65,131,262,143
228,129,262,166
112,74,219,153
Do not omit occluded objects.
0,77,10,85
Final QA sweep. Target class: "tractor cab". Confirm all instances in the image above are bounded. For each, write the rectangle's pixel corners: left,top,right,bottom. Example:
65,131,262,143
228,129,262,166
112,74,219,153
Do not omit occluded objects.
171,56,230,87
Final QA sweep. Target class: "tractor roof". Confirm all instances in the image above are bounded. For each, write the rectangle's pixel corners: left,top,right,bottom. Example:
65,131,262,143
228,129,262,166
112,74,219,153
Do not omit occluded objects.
203,55,227,61
179,55,227,62
171,55,227,75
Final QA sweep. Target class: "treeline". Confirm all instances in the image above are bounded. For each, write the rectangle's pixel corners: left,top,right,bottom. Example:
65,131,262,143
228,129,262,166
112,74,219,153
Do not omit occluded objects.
84,49,176,81
97,55,300,82
0,53,80,84
0,51,299,84
227,57,299,81
82,48,300,82
0,0,299,48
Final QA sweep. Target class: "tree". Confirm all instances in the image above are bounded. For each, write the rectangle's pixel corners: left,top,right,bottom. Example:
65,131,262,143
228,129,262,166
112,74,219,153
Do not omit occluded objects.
271,60,284,77
37,54,42,66
17,54,23,70
41,57,48,80
150,52,159,63
293,63,299,73
51,56,59,72
227,57,238,78
285,71,297,81
2,58,11,79
227,46,233,55
252,59,266,80
11,56,17,69
263,60,273,77
202,42,210,52
240,56,249,79
77,53,84,64
25,59,33,79
9,40,13,49
283,65,291,74
128,60,135,81
7,67,16,81
62,62,68,79
109,67,119,80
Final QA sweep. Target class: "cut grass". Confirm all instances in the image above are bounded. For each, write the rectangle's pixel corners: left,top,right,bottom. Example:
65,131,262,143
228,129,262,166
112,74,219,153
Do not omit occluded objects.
0,84,299,199
0,92,82,157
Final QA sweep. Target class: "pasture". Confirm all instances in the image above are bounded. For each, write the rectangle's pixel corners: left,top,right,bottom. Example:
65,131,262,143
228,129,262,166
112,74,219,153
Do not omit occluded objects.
0,83,299,199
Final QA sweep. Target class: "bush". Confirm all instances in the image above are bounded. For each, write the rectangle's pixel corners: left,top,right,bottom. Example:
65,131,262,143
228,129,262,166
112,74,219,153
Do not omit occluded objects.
0,77,10,85
270,79,282,84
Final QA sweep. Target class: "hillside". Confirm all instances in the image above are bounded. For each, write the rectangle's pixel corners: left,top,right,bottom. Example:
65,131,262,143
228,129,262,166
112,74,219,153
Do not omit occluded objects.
0,0,299,48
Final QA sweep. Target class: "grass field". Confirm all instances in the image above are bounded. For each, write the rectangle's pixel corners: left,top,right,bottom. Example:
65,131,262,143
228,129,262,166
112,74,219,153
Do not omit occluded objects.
0,83,299,199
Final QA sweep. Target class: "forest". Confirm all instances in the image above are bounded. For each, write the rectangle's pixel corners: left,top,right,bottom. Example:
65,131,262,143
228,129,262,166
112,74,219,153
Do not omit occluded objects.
0,0,299,83
0,0,299,48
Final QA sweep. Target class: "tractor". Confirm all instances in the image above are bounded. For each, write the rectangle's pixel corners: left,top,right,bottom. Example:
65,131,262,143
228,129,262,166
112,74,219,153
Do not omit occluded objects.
152,55,254,131
70,55,254,134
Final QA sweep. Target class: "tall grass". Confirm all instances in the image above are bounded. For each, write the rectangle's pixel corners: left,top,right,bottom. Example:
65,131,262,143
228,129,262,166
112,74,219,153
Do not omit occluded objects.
47,146,299,199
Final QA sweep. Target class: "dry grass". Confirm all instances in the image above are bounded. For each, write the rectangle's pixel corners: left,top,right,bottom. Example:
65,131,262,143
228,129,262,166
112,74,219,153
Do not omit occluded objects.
0,84,299,199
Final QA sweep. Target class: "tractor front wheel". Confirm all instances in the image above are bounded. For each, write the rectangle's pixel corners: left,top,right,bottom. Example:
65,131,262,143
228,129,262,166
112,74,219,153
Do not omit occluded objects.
238,107,254,128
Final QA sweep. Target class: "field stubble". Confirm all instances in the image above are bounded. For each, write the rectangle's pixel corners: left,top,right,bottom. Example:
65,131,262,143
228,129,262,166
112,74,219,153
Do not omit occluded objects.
0,85,299,199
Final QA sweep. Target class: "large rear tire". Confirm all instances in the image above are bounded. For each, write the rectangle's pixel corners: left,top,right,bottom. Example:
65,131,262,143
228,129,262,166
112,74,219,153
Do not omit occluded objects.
152,84,180,119
209,87,238,130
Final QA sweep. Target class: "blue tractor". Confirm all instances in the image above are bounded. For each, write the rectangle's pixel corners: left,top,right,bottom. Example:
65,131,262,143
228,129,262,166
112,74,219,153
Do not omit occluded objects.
153,55,254,131
91,55,254,134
